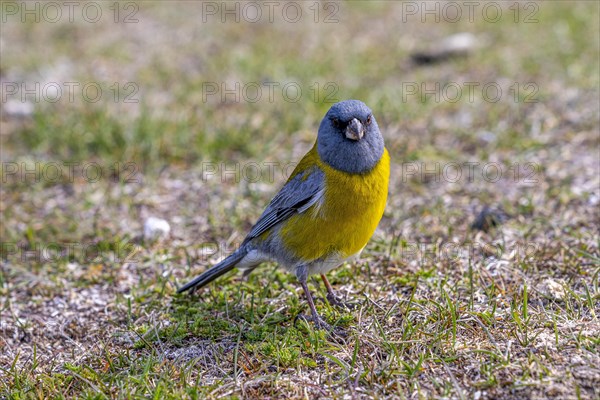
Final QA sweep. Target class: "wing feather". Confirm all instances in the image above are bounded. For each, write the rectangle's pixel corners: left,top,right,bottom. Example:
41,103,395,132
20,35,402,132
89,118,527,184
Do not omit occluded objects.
244,166,324,243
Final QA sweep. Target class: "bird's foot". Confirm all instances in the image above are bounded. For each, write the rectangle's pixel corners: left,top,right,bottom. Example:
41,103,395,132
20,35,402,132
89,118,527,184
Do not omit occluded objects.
326,292,356,310
294,314,347,338
295,313,331,330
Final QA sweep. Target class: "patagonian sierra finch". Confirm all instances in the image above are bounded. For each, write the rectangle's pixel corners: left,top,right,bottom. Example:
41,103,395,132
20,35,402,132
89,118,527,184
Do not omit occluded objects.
178,99,390,330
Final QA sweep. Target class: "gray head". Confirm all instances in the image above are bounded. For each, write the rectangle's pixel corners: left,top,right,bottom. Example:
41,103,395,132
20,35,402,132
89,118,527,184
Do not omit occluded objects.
317,100,385,174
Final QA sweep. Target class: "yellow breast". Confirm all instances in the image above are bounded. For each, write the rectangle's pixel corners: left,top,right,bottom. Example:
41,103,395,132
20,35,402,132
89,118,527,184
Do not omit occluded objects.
280,144,390,261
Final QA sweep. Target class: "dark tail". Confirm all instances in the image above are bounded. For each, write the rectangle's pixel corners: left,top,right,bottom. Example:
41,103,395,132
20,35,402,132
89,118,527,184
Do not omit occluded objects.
177,248,248,293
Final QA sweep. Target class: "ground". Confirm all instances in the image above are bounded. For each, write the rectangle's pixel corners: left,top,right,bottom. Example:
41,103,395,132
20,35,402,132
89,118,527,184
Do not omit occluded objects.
1,1,599,399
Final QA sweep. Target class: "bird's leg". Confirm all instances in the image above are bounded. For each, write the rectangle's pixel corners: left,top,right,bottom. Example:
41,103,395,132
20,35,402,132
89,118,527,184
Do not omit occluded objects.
295,266,331,330
299,280,331,330
321,274,355,310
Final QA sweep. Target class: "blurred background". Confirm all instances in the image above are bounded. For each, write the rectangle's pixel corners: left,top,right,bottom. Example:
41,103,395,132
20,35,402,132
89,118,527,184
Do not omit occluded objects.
1,1,599,399
2,1,597,245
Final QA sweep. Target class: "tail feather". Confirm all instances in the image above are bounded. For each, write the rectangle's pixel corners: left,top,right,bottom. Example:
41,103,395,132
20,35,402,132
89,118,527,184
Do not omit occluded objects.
177,248,247,293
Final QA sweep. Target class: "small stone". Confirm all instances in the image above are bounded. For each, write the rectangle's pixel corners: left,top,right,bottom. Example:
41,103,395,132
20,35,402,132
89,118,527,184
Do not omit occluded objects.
411,32,479,65
471,206,510,232
4,99,34,118
143,217,171,241
542,279,566,300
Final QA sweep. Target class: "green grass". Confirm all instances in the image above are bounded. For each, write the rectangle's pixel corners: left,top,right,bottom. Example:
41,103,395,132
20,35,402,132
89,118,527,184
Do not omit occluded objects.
2,1,599,399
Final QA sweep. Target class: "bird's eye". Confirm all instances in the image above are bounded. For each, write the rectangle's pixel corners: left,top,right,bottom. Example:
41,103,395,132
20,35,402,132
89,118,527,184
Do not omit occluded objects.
366,115,372,125
331,118,342,128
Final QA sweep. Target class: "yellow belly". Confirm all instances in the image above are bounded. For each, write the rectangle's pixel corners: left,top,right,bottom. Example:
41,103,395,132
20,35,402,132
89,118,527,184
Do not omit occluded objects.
280,145,390,261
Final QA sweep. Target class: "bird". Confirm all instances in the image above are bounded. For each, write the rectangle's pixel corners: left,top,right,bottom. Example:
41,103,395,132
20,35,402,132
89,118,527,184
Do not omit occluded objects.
178,100,390,330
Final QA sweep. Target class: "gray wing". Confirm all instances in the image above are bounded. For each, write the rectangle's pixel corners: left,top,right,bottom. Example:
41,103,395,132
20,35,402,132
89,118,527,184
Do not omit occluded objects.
243,166,325,244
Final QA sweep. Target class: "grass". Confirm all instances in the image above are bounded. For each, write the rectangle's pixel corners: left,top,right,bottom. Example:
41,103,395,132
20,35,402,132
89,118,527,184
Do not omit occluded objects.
1,1,599,399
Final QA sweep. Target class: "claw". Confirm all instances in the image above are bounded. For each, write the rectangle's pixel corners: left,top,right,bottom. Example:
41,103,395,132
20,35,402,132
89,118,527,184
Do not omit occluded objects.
295,313,332,331
295,313,347,338
326,292,356,310
321,274,356,310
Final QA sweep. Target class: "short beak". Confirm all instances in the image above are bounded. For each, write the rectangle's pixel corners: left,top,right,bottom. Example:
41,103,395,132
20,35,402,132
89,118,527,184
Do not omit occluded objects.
345,118,364,141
